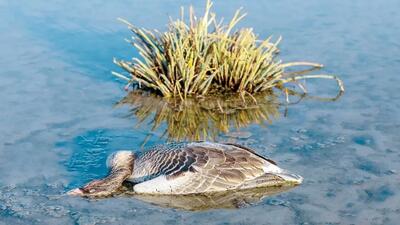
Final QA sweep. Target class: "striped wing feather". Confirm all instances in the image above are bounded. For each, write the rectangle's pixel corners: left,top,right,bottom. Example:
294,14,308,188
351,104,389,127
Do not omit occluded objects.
132,142,274,194
172,143,268,194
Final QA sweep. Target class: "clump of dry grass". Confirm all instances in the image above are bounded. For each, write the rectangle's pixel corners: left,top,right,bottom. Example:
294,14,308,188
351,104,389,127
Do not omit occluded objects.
113,0,344,98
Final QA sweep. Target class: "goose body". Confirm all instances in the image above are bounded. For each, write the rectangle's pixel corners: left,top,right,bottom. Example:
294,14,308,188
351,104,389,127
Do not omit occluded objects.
68,142,303,197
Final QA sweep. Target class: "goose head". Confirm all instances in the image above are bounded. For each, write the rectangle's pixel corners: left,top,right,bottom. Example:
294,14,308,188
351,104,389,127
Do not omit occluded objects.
68,151,134,197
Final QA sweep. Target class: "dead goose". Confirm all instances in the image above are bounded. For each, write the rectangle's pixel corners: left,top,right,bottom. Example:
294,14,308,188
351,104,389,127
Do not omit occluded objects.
68,142,303,197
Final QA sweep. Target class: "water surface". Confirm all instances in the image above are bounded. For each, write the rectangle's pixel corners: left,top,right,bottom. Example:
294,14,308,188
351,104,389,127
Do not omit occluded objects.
1,0,400,224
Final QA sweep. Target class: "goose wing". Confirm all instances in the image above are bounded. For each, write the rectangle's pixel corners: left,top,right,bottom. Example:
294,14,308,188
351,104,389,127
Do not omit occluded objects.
172,142,273,193
132,142,277,194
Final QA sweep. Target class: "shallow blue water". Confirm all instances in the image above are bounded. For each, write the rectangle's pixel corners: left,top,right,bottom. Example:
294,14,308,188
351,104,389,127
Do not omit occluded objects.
1,0,400,224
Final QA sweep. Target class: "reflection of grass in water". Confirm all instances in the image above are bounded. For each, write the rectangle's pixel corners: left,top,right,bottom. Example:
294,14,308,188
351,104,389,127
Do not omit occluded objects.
113,0,344,98
117,66,344,143
117,90,281,142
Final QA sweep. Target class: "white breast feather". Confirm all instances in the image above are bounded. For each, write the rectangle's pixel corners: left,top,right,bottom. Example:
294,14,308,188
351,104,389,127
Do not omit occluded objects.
133,174,191,194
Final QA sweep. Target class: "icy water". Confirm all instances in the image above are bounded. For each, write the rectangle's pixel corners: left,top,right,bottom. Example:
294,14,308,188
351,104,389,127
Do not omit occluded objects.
1,0,400,224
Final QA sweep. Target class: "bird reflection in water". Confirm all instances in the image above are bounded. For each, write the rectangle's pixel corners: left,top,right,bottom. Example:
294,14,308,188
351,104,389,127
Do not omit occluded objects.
117,182,296,211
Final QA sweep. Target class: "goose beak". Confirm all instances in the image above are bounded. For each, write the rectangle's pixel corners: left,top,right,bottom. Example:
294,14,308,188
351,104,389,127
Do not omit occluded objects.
276,170,303,184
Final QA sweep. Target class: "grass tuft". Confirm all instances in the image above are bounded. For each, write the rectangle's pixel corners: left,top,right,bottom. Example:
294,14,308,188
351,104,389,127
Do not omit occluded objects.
113,0,344,98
